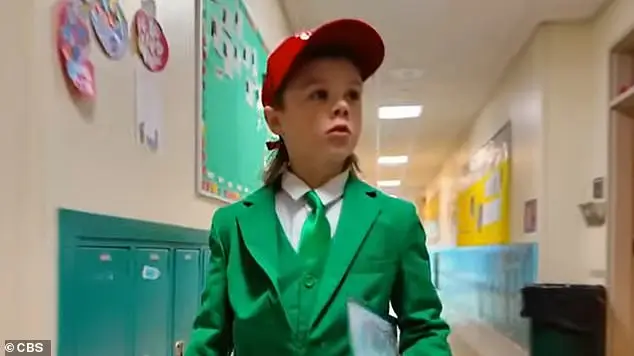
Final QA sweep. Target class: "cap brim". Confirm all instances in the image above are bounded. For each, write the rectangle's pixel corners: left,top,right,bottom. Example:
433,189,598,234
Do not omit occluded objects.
299,19,385,80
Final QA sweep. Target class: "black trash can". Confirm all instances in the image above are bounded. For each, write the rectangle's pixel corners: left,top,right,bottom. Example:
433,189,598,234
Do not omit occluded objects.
520,284,606,356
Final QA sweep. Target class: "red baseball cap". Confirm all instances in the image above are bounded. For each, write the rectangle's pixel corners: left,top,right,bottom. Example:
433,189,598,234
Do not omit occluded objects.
261,18,385,107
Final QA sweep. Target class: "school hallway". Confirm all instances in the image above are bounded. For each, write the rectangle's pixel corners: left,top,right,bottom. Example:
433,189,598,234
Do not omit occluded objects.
2,0,634,355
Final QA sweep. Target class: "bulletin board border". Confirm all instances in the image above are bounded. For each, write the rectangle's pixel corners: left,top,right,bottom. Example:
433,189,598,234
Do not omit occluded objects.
194,0,270,203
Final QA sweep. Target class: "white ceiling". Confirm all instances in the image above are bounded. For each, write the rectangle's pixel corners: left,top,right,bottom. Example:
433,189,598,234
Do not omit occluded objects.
280,0,607,198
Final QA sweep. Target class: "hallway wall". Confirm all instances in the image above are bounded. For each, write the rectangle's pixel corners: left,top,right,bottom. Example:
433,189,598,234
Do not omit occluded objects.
0,0,290,347
0,0,35,342
428,0,634,284
426,28,547,248
539,23,598,284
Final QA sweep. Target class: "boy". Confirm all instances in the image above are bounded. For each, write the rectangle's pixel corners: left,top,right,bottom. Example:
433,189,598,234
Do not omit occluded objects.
187,18,452,356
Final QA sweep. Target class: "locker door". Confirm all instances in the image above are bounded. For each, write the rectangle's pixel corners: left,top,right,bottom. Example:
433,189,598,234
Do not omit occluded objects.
201,248,211,291
74,247,131,356
173,249,201,352
134,248,171,356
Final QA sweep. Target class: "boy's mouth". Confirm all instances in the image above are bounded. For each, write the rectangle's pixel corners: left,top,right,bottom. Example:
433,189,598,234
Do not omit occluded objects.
327,124,351,135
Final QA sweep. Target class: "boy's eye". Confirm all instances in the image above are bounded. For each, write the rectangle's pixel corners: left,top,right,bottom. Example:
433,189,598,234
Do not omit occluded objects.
347,89,361,101
308,89,328,101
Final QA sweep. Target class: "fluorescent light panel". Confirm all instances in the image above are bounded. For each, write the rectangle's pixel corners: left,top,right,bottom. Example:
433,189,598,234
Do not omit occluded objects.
377,180,401,187
378,105,422,120
378,155,408,165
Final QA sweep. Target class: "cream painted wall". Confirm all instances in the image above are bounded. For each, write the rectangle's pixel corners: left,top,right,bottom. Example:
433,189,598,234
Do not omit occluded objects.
539,23,600,284
0,0,35,342
427,0,634,284
0,0,289,348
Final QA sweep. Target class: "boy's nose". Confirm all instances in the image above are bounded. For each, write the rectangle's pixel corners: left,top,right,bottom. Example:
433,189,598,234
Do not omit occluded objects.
332,100,350,118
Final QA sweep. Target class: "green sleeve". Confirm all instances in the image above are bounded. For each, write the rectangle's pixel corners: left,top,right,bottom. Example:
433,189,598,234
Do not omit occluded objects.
390,204,452,356
185,211,233,356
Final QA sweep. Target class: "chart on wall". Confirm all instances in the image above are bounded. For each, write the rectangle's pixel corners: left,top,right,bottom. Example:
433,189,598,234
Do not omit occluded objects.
197,0,275,201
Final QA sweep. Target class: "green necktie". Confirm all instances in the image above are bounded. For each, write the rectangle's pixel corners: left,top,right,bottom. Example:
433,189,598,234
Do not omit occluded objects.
299,190,331,265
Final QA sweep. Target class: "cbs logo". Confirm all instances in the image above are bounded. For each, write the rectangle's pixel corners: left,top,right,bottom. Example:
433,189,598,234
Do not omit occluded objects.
4,342,44,353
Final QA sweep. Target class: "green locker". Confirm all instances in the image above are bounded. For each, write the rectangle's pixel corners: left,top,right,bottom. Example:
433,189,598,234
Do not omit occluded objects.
74,247,132,356
59,209,211,356
202,248,211,290
173,249,202,351
134,248,171,356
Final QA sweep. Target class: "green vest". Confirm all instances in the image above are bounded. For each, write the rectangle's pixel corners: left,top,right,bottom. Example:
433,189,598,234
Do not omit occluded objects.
276,220,328,352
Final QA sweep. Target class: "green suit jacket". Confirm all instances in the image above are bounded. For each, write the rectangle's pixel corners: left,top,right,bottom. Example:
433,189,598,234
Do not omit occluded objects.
186,177,451,356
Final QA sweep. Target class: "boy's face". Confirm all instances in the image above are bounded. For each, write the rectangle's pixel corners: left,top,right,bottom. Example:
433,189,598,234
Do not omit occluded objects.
265,57,363,167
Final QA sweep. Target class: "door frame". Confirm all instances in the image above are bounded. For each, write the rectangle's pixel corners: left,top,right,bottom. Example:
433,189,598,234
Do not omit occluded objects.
607,112,634,356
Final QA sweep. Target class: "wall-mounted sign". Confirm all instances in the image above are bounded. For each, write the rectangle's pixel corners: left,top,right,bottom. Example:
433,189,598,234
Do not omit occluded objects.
592,177,604,200
133,8,169,72
523,199,537,234
56,0,95,99
90,0,129,59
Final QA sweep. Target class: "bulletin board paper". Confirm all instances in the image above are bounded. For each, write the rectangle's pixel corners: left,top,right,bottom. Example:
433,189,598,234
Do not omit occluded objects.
196,0,276,202
135,61,163,151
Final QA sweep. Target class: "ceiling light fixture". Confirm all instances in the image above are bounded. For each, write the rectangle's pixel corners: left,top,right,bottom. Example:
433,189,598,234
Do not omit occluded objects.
377,180,401,187
378,105,422,120
389,68,424,81
378,155,409,165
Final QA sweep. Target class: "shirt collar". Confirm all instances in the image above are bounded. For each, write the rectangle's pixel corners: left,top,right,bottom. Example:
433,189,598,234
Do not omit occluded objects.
281,170,349,206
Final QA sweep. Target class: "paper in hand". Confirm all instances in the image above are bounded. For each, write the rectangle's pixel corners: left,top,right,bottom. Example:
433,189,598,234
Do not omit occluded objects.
347,299,399,356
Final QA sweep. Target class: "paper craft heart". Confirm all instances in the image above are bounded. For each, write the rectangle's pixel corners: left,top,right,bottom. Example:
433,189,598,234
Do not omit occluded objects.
133,9,169,72
90,0,129,59
56,0,96,98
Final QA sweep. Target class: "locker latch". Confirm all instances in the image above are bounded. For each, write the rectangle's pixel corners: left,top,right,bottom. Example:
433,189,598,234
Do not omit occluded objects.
175,340,185,356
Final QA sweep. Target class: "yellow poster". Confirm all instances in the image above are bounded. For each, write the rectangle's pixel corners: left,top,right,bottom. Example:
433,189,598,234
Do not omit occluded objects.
422,194,440,221
455,124,510,246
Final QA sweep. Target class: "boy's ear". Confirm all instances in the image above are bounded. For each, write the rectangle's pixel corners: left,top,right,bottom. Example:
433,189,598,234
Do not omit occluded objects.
264,106,283,136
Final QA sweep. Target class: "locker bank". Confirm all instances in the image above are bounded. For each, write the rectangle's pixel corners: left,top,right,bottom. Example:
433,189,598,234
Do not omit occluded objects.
58,210,209,355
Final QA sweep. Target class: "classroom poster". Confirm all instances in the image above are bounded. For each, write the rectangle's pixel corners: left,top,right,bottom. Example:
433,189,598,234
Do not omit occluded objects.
197,0,275,202
454,123,511,246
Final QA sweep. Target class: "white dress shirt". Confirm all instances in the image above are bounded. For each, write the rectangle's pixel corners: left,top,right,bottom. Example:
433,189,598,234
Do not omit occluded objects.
275,171,349,251
276,171,398,320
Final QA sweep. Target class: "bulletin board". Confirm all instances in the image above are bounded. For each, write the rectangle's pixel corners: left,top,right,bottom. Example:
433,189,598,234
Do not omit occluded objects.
454,123,511,246
196,0,276,202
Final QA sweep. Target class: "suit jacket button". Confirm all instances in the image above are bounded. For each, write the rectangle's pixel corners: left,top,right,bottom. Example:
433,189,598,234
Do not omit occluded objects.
294,340,306,353
303,274,316,288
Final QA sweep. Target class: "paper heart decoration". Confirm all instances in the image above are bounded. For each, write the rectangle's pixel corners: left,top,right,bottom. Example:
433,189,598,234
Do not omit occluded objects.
133,9,169,72
56,0,96,99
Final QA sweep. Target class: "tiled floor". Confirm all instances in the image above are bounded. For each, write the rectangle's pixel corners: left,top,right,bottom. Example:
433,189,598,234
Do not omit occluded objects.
449,332,480,355
449,321,528,356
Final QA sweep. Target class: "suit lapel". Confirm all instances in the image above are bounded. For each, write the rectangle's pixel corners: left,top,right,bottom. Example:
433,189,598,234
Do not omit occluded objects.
311,177,381,326
237,186,280,295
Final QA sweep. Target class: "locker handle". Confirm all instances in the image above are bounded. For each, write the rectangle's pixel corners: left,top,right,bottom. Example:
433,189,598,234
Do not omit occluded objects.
175,340,185,356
